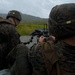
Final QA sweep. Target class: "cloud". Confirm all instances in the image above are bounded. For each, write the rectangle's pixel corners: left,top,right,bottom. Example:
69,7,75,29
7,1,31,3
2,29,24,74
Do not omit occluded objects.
0,0,75,18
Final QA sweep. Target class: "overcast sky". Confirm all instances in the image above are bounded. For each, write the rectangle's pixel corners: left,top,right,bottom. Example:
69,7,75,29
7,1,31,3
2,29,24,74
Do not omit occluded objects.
0,0,75,18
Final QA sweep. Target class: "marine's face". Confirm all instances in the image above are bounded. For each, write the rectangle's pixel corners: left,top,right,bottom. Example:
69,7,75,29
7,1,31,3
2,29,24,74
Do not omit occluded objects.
14,19,20,26
62,36,75,46
8,17,20,26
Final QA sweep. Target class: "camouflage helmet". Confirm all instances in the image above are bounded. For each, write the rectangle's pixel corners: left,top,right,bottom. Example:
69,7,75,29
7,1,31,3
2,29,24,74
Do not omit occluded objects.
6,10,22,21
48,3,75,40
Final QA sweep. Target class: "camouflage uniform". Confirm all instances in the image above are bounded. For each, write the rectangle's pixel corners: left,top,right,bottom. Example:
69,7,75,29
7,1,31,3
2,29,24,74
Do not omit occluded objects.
8,44,32,75
55,41,75,73
28,43,47,75
28,41,75,75
0,19,20,70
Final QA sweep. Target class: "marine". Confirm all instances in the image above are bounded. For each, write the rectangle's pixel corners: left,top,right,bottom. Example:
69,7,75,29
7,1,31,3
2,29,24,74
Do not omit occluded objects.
28,3,75,75
0,10,22,70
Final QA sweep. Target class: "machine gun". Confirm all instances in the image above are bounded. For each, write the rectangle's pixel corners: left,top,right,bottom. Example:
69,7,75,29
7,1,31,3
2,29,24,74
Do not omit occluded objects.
30,28,49,37
23,24,49,45
30,24,49,37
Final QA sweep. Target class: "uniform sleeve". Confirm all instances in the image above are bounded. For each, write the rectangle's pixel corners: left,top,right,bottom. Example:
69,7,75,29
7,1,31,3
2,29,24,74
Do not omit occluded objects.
28,43,47,75
7,44,32,75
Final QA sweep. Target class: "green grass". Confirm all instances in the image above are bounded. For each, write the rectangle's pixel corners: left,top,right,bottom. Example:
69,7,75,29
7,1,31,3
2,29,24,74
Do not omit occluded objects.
16,23,46,35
